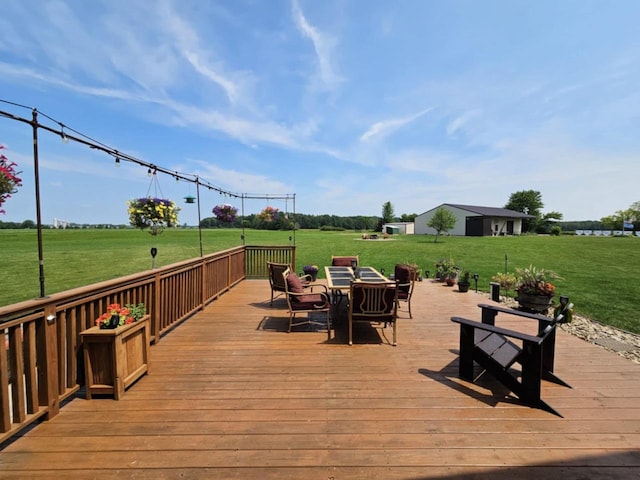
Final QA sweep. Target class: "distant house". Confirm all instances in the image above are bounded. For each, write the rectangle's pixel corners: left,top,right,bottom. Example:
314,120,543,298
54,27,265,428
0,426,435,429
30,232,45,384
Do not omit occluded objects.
414,204,535,236
382,222,415,235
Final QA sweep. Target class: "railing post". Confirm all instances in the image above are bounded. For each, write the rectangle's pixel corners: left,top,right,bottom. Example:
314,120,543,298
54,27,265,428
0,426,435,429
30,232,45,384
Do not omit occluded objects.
152,271,162,344
291,245,296,273
201,257,207,310
38,304,59,419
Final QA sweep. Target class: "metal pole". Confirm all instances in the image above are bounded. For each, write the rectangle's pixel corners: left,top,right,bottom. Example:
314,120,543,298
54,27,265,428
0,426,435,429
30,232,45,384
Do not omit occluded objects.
241,194,246,245
31,109,46,298
195,177,203,257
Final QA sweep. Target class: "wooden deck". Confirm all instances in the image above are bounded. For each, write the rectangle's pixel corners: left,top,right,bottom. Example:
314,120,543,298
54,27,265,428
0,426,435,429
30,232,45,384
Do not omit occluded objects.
1,279,639,479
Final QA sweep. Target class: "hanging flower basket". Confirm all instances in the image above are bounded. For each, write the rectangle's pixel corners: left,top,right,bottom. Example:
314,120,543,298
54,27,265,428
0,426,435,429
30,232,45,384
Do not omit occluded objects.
258,206,279,223
212,203,238,223
0,146,22,214
127,197,180,235
184,195,196,204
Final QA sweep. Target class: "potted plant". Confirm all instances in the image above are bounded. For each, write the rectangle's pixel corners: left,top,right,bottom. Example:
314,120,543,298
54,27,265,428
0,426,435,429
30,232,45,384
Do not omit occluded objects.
435,258,453,282
436,258,458,286
491,272,517,298
457,270,471,292
128,197,180,235
400,262,421,281
302,265,319,281
96,303,146,329
515,265,559,312
212,203,238,223
0,146,22,214
83,302,150,399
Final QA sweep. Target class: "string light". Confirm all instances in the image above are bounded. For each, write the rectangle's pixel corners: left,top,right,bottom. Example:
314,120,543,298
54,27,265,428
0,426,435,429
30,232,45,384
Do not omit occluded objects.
0,100,294,204
60,124,69,143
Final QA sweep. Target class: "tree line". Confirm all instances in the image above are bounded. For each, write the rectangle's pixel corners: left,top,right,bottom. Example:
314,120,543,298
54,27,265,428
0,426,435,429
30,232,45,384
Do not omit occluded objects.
2,191,637,233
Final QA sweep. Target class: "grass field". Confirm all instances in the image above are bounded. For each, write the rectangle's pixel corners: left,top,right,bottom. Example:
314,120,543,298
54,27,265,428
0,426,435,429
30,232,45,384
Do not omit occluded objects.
1,228,639,334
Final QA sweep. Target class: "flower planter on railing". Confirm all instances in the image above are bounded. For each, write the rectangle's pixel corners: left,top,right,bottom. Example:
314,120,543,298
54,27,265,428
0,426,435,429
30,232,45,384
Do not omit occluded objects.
81,315,150,400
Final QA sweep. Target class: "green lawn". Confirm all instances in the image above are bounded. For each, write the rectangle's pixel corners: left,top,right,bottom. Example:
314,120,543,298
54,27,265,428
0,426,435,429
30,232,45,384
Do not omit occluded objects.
1,228,639,334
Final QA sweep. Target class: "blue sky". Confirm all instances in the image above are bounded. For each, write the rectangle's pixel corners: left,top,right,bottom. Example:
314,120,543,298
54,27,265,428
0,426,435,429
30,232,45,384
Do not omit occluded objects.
1,0,639,226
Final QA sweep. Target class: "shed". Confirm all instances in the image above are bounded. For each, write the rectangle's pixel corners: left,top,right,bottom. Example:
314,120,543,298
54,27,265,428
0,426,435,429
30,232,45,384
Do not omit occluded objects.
414,204,535,236
382,222,415,235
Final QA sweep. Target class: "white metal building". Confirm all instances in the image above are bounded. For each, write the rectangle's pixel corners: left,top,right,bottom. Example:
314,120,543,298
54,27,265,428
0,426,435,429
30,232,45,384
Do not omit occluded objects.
414,204,535,236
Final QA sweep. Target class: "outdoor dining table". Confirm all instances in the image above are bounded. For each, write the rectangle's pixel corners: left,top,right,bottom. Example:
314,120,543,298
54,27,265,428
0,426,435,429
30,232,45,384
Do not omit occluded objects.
324,266,391,304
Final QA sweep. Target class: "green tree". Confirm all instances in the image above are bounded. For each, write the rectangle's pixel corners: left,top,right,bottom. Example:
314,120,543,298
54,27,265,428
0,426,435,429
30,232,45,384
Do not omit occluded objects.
505,190,544,216
427,207,456,242
504,190,546,232
381,201,394,224
538,211,563,233
628,201,640,223
600,215,617,231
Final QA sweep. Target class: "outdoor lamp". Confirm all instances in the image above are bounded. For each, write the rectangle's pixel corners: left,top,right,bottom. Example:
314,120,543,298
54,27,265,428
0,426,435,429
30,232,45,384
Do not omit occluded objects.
473,273,479,292
150,247,158,269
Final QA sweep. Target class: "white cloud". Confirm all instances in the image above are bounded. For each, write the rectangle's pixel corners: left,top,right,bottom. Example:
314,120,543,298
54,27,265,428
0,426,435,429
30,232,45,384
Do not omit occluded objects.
193,161,289,196
291,0,344,90
446,109,481,137
360,108,434,142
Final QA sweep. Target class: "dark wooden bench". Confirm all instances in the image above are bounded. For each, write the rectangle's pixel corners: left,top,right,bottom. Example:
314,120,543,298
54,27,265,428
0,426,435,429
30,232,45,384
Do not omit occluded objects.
451,302,572,416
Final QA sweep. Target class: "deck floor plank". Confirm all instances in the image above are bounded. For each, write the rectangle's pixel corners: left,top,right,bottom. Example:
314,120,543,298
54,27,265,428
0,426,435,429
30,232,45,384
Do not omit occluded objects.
1,278,639,479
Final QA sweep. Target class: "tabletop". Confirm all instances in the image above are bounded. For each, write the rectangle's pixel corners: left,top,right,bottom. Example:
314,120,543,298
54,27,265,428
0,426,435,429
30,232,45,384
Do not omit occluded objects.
324,266,390,291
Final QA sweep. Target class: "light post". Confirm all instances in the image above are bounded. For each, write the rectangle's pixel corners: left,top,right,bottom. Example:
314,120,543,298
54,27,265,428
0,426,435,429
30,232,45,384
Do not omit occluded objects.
31,109,46,298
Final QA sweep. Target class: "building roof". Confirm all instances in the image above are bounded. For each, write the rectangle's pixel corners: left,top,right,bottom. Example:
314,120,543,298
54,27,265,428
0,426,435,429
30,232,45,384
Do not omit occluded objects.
444,204,536,219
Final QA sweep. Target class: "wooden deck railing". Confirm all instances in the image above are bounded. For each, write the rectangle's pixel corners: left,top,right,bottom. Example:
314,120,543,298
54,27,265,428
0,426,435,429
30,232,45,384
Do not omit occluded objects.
244,245,295,277
0,244,295,444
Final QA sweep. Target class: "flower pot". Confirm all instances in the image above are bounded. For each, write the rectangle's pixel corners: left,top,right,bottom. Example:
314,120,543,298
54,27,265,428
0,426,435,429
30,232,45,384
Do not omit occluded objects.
458,282,470,293
81,316,151,400
516,293,553,312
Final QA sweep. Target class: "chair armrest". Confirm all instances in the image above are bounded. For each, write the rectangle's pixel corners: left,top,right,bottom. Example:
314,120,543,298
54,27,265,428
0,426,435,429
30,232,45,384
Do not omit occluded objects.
305,283,328,293
288,283,331,301
478,303,554,326
451,316,544,345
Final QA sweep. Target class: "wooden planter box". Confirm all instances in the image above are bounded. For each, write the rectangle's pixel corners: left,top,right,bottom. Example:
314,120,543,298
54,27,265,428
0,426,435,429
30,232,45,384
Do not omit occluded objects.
80,315,151,400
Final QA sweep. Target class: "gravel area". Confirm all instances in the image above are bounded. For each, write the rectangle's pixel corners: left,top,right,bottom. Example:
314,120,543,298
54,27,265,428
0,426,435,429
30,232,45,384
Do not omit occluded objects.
488,295,640,365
